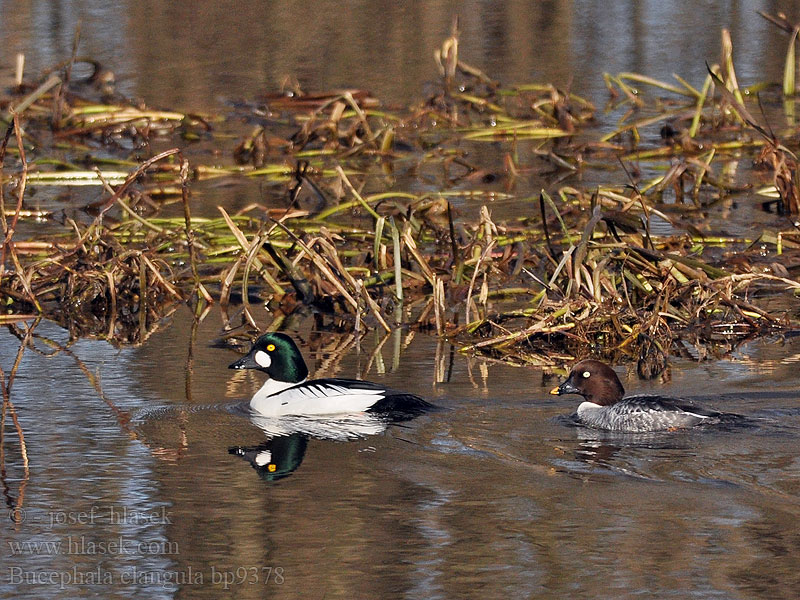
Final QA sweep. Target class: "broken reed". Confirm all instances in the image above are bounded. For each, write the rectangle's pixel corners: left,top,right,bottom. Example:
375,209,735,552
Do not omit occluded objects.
1,22,799,359
3,170,798,359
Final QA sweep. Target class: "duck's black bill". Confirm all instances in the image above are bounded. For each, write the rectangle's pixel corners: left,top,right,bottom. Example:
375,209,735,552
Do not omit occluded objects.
229,354,257,370
551,380,579,396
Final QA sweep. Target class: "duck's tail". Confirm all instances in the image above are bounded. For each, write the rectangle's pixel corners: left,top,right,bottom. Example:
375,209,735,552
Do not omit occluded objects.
367,394,438,420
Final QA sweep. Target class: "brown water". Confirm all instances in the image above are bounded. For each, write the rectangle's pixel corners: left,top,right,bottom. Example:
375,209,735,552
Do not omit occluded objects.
3,311,800,599
2,2,800,599
3,1,799,110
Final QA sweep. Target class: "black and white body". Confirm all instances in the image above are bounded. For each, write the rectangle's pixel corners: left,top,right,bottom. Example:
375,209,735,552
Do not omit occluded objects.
550,360,727,433
229,332,433,417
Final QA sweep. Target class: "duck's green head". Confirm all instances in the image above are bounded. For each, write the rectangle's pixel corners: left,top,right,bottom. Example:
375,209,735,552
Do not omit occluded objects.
228,332,309,383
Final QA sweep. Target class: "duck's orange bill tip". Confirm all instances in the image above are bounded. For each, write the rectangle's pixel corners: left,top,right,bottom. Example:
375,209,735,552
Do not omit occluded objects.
549,387,561,395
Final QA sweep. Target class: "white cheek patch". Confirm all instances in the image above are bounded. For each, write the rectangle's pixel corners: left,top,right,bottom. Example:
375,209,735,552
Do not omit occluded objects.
254,350,272,369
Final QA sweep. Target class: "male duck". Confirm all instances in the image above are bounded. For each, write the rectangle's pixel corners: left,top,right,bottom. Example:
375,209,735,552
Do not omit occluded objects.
550,359,731,432
229,332,433,417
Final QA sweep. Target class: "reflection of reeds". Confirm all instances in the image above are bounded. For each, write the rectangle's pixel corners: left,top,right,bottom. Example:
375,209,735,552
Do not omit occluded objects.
0,320,35,527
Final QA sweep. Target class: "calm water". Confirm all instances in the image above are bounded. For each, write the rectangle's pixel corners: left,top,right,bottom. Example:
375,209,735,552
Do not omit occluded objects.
2,311,800,599
2,2,800,598
2,1,800,109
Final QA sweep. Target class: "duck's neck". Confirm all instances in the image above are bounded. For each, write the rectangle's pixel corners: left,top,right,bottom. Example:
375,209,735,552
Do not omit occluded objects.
587,380,624,406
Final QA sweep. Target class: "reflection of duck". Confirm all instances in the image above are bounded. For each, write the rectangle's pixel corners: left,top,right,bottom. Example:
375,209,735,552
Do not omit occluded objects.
229,332,434,417
572,427,690,462
551,360,735,433
248,411,390,441
230,434,308,481
232,397,431,481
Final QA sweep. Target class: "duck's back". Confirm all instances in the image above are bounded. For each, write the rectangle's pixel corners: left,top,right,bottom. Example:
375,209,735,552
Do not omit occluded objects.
577,395,720,432
252,377,433,417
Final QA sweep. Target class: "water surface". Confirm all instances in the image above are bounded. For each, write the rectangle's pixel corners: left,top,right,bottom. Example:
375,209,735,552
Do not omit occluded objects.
2,2,800,598
3,310,800,598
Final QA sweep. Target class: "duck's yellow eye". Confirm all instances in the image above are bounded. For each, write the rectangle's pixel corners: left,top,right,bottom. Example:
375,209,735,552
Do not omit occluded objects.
582,371,591,378
266,344,276,352
268,464,277,472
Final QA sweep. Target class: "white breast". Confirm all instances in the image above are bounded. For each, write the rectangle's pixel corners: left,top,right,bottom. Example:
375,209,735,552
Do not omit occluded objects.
576,401,603,422
251,379,298,408
250,380,385,416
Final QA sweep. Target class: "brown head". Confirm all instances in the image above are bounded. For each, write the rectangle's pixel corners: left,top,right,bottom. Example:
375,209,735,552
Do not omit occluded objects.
550,359,625,406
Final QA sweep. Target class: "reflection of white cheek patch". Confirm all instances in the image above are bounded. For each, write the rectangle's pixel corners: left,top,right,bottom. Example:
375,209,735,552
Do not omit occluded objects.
255,350,271,369
255,450,272,466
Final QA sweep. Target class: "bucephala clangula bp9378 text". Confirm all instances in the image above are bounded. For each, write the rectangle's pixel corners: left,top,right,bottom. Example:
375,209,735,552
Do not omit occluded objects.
229,332,433,417
550,359,728,433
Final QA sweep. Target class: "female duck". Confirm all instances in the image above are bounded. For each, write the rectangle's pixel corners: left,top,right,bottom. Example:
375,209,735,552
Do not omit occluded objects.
550,359,727,432
229,332,433,417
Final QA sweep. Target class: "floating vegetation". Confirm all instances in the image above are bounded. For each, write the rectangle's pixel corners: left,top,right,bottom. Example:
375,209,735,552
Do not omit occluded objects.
1,21,799,373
